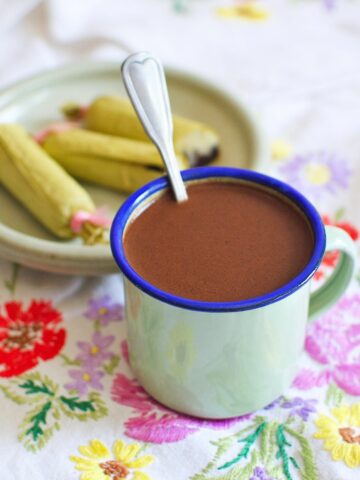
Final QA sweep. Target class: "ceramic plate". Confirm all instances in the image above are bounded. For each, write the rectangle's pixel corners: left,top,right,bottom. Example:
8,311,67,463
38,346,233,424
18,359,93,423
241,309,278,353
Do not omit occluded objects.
0,62,267,275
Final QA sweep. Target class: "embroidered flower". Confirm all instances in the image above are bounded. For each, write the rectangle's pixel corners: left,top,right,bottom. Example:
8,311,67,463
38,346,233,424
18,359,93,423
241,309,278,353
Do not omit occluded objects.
271,139,292,162
294,294,360,395
0,300,66,377
250,466,274,480
281,397,317,421
111,373,247,443
84,295,123,326
279,151,351,199
70,438,154,480
217,2,269,21
171,0,186,13
314,215,359,281
263,397,282,410
76,332,114,367
121,339,129,363
314,404,360,468
323,0,336,10
322,214,359,246
65,368,105,396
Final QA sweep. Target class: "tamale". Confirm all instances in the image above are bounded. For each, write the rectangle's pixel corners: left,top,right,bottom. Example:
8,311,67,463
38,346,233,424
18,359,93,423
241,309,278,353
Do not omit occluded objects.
63,96,219,166
42,128,188,193
0,124,109,243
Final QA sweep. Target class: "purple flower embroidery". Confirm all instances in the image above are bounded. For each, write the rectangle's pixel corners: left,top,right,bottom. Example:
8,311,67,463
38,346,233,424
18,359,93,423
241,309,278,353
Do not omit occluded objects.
65,368,105,396
76,332,114,367
250,466,274,480
111,373,249,443
323,0,336,10
279,151,351,199
294,294,360,395
84,295,124,326
280,397,317,421
263,397,282,410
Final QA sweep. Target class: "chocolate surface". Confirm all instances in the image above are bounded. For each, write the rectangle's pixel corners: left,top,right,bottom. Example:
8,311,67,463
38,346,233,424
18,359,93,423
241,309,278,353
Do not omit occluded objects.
123,181,314,302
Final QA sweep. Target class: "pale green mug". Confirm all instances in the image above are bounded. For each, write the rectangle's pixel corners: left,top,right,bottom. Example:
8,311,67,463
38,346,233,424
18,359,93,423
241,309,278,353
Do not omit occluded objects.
111,167,356,419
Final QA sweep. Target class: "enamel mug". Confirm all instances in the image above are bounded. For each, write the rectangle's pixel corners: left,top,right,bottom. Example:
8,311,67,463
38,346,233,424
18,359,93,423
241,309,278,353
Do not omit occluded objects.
111,167,356,419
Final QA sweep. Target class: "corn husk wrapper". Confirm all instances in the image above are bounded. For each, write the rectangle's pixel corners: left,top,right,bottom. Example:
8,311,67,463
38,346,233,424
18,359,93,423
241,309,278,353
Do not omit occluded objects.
64,96,219,166
0,124,107,243
42,128,188,193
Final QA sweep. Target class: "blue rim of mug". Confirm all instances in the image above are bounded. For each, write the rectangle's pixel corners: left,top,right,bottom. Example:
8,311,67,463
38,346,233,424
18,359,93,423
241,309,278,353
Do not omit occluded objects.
110,167,326,312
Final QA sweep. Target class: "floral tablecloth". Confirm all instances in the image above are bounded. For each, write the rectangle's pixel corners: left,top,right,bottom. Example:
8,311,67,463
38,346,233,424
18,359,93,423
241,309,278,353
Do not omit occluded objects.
1,1,360,479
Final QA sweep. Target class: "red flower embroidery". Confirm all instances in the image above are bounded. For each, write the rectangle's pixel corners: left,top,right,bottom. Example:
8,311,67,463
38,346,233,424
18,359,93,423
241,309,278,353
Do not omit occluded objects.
315,215,359,281
0,300,66,377
323,215,359,241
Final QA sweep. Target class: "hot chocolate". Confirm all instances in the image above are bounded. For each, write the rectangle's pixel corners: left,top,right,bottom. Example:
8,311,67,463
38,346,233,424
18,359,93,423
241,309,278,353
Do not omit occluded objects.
123,180,314,302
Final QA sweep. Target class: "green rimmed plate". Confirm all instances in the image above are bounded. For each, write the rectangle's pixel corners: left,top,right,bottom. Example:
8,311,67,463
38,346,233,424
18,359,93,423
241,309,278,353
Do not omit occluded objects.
0,62,267,275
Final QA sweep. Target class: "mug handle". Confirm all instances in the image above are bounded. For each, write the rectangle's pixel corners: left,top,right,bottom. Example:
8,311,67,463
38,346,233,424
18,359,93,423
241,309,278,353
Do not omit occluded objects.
309,225,357,321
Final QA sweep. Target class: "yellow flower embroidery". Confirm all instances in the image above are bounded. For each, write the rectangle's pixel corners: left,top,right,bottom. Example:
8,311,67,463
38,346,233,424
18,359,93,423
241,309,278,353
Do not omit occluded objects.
91,345,100,355
217,2,269,21
305,163,331,186
70,439,154,480
271,140,292,162
314,404,360,468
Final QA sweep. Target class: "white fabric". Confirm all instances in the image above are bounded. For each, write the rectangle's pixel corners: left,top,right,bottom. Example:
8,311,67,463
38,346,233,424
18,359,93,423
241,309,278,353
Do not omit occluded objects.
0,1,360,479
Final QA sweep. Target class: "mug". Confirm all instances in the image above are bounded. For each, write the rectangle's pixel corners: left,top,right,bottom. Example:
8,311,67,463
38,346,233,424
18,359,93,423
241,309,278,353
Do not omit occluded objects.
111,167,356,419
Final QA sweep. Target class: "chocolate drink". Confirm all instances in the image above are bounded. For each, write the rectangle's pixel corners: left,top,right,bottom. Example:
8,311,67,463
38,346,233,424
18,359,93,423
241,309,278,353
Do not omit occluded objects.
123,181,314,302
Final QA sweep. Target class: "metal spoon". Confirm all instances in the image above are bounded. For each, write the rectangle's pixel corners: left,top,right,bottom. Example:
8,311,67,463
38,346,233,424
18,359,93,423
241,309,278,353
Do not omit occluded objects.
121,52,188,203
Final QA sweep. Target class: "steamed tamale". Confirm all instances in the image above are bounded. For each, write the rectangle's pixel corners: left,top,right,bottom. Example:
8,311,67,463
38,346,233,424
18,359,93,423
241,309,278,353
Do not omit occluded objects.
0,124,108,243
63,96,219,166
42,128,188,193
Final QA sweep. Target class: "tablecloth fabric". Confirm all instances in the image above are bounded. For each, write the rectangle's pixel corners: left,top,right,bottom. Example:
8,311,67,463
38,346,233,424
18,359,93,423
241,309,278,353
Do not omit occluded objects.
0,1,360,479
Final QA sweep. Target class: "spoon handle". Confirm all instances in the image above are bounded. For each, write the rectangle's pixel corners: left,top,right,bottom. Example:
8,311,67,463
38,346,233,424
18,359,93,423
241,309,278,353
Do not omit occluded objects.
121,52,188,203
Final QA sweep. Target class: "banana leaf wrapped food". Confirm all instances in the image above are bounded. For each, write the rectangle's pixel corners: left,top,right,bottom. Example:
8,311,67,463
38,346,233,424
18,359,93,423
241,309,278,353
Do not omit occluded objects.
0,124,110,244
41,128,188,193
63,96,219,166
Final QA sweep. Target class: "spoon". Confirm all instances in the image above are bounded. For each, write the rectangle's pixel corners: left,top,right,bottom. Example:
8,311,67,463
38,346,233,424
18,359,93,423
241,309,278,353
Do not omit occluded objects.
121,52,188,203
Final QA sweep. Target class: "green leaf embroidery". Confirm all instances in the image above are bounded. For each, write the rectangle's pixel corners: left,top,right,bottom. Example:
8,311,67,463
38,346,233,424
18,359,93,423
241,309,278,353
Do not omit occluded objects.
192,417,317,480
59,353,81,367
58,391,108,421
19,379,54,397
325,383,344,407
232,451,258,480
18,401,56,452
59,395,95,413
268,465,286,480
22,372,58,394
136,442,149,455
103,354,120,375
25,401,52,441
94,319,102,331
3,372,108,452
218,422,267,470
3,263,20,296
285,426,318,480
290,457,299,469
190,420,264,480
276,424,295,480
334,207,345,222
0,373,57,404
207,451,259,480
85,392,108,420
260,421,275,465
0,384,30,405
